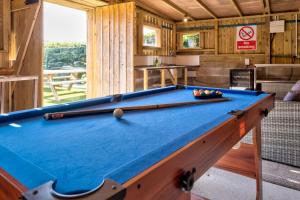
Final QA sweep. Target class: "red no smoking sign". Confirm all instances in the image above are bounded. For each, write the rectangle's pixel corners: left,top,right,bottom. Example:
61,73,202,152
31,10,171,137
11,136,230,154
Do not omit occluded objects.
236,25,257,50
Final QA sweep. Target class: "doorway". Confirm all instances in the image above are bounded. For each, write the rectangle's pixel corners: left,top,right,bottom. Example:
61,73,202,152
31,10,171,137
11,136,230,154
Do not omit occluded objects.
43,2,87,106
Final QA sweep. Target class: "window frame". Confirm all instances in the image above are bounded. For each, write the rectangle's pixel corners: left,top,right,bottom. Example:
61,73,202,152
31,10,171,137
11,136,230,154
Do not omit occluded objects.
142,25,162,48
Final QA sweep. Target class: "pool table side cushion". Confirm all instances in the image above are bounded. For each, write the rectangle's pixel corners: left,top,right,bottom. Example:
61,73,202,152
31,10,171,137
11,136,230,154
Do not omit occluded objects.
0,86,177,124
0,85,262,124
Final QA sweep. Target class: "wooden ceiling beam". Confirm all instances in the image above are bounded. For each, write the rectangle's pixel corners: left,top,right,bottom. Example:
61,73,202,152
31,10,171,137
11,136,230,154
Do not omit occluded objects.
195,0,217,19
176,11,300,24
136,0,175,21
229,0,243,16
265,0,271,14
258,0,265,14
46,0,97,10
162,0,195,20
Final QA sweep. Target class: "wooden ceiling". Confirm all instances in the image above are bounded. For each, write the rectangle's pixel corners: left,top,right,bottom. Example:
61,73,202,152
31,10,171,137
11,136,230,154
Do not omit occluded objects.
45,0,108,10
47,0,300,20
137,0,300,21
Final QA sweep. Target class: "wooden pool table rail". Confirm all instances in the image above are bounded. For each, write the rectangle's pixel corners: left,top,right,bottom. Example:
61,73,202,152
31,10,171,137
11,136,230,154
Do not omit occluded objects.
0,93,274,200
0,168,27,200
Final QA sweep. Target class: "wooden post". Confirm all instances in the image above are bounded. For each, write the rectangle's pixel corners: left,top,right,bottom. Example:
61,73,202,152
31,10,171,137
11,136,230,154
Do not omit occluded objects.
161,69,166,87
264,17,271,64
47,75,59,101
143,69,149,90
214,20,219,55
253,122,263,200
8,82,12,112
173,69,178,85
33,78,38,108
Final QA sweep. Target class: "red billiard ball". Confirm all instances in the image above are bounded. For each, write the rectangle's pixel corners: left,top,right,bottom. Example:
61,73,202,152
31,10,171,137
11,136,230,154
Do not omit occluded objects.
193,90,200,96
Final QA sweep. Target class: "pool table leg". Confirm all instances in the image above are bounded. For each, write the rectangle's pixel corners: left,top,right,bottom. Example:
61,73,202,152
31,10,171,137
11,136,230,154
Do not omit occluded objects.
161,69,166,87
182,192,191,200
143,69,149,90
253,122,263,200
173,69,178,85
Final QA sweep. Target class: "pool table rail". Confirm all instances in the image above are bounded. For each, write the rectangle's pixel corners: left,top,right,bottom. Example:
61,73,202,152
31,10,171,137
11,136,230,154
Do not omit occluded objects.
21,180,126,200
0,168,27,200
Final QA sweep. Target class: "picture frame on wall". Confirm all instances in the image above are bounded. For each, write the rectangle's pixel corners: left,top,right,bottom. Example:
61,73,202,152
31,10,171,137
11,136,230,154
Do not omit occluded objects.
180,32,200,49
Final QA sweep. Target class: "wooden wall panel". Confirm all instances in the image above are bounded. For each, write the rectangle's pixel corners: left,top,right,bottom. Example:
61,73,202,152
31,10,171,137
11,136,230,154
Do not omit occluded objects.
126,2,134,91
87,8,96,99
267,14,300,80
113,4,120,94
0,53,8,67
88,2,135,97
0,0,9,113
119,3,127,93
12,1,43,111
0,0,3,50
176,14,300,87
176,18,266,55
0,0,42,112
136,9,176,56
195,54,265,87
0,0,10,52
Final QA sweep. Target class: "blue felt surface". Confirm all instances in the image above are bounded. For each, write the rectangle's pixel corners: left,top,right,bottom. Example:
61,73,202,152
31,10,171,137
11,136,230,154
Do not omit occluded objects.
0,86,269,194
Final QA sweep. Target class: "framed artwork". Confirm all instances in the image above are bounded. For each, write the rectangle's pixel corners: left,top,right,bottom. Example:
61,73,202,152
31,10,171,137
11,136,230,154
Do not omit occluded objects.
180,33,200,49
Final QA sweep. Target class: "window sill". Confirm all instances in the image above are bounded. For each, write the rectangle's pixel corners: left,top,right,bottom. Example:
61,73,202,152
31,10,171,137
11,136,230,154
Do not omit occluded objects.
143,46,162,50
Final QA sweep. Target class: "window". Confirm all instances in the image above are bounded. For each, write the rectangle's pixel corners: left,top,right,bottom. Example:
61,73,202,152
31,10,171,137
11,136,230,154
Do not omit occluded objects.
181,33,200,49
143,25,161,48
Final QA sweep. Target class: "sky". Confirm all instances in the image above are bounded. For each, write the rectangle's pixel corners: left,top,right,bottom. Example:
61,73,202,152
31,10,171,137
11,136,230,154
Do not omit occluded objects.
43,2,87,43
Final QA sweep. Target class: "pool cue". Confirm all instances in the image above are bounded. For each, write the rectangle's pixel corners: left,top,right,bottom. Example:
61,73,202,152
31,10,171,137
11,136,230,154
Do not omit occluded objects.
44,97,231,120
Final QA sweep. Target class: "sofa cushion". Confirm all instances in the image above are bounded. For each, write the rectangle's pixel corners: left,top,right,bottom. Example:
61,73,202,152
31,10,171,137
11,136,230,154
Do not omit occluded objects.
283,91,300,101
284,80,300,101
291,80,300,91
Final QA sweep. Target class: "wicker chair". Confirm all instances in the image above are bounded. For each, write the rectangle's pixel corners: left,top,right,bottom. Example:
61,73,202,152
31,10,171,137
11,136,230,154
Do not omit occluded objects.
243,100,300,167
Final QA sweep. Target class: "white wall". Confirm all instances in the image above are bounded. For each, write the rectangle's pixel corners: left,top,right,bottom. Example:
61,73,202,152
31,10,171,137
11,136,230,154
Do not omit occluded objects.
134,55,200,66
134,56,175,66
175,55,200,66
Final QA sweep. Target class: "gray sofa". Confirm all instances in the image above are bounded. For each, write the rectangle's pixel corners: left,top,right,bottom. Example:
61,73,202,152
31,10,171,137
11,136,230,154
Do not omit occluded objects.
263,101,299,167
243,82,300,167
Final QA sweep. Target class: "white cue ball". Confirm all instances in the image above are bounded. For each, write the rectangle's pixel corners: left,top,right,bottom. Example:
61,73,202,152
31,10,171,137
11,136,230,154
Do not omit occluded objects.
113,108,124,119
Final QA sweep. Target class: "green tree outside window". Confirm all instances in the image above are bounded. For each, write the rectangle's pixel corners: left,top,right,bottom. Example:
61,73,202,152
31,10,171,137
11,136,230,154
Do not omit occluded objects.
182,33,200,48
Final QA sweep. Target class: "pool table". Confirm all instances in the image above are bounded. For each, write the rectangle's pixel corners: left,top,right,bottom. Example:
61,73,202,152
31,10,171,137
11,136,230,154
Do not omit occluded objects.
0,86,274,200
